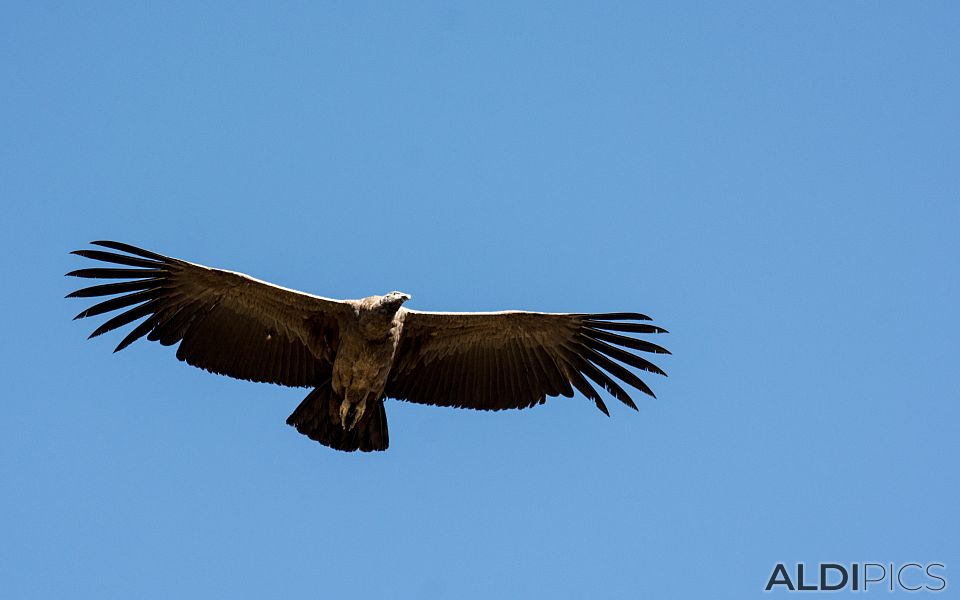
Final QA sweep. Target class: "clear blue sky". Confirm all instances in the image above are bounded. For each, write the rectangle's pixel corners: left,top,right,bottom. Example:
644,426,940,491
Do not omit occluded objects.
2,2,958,598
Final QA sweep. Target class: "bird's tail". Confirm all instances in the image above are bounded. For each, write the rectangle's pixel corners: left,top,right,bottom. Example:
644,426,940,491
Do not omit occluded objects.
286,385,389,452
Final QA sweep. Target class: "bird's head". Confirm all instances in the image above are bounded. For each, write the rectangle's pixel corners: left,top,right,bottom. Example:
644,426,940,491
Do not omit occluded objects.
380,291,412,312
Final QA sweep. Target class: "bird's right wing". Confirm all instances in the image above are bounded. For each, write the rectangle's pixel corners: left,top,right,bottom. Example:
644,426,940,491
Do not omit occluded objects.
67,241,356,388
386,310,668,415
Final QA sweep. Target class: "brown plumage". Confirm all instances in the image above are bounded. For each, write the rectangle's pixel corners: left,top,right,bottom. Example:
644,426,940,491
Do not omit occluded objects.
67,241,669,452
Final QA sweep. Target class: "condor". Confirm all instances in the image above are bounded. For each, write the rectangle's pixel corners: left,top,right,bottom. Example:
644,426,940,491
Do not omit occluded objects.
68,241,669,452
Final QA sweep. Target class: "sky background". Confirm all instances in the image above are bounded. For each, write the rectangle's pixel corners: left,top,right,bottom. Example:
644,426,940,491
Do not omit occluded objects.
2,2,958,598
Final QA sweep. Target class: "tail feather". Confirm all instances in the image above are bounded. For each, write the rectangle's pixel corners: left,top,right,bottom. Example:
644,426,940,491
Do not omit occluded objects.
286,386,389,452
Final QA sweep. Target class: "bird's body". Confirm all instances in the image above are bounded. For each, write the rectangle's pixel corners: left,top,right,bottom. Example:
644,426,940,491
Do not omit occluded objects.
67,241,669,452
332,293,408,430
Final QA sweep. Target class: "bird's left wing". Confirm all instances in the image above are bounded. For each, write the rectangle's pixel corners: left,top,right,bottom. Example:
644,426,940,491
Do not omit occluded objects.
385,310,669,415
67,241,355,388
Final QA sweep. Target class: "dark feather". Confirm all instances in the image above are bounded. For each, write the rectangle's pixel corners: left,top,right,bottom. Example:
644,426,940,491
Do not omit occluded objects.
90,240,176,263
114,314,162,353
66,278,162,298
66,268,166,279
587,312,653,321
583,319,669,334
567,369,606,415
70,249,163,269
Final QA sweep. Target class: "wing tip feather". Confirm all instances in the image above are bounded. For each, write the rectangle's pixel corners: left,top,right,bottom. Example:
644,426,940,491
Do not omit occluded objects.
595,398,610,416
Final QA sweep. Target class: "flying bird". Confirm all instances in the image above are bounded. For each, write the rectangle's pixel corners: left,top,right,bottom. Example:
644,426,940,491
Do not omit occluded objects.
67,241,669,452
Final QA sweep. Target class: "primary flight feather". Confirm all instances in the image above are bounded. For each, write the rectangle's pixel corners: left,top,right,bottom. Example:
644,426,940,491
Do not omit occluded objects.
67,241,669,452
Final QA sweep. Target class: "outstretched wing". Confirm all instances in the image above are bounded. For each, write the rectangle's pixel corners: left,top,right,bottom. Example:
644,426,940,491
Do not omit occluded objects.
385,310,669,415
67,241,355,387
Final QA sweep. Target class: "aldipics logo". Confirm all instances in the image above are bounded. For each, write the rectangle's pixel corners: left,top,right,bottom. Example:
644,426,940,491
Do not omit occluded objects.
764,563,947,592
